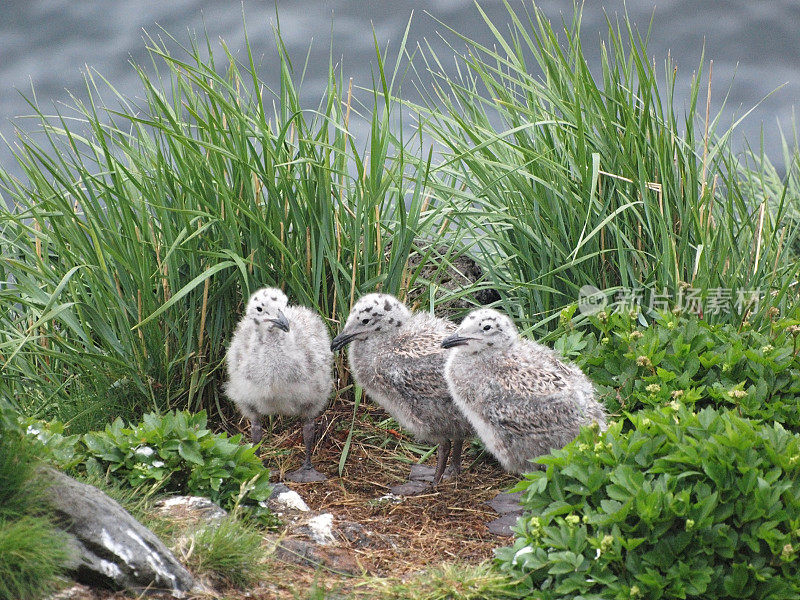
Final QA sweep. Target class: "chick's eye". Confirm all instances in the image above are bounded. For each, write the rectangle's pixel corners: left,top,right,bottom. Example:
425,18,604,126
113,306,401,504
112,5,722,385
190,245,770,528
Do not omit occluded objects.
256,307,263,312
361,318,370,325
483,324,491,331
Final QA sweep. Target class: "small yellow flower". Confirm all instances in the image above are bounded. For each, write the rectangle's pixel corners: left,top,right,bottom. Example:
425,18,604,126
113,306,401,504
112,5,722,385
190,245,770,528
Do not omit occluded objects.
630,585,642,598
645,383,661,394
761,345,774,353
577,443,589,452
728,389,747,399
601,337,611,345
597,311,608,323
629,331,643,341
594,441,605,452
782,543,794,560
671,389,684,399
685,519,695,531
528,517,543,538
636,356,652,368
565,515,580,526
640,417,651,427
769,307,780,319
669,400,681,411
600,534,614,552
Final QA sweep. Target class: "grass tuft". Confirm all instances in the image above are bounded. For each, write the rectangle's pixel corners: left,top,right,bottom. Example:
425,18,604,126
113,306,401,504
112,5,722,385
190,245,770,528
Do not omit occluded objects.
363,561,521,600
180,514,267,588
0,516,70,600
0,414,70,600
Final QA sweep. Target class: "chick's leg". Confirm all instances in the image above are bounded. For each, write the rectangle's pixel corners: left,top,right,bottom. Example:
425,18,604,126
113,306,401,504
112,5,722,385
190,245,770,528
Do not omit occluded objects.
286,418,327,483
443,438,463,478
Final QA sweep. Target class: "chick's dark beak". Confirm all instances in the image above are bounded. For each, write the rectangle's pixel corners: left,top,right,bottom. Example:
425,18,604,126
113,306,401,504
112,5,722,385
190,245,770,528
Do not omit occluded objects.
330,332,358,352
269,310,290,332
441,334,473,349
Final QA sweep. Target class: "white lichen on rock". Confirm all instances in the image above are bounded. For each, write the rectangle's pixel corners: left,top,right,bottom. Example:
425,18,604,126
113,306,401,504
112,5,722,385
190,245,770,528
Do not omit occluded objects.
305,513,336,546
271,490,310,512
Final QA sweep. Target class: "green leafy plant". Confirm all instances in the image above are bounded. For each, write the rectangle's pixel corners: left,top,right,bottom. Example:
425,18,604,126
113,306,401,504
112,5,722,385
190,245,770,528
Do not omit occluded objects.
16,417,82,470
498,406,800,599
554,309,800,430
79,410,272,515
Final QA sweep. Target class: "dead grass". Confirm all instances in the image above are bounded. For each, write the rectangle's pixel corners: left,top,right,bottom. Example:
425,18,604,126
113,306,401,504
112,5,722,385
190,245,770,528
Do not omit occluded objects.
243,396,521,598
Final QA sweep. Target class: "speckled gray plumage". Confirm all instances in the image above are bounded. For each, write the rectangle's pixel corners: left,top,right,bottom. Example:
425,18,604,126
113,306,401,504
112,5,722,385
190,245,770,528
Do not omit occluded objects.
443,308,605,474
337,294,473,446
225,287,333,431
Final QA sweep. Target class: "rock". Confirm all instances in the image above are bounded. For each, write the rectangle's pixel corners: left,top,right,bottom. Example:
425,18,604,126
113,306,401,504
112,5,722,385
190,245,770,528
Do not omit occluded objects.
485,491,524,536
263,486,385,574
265,489,310,513
486,491,523,514
154,495,228,526
43,467,196,597
269,482,291,496
270,537,361,575
339,520,385,550
298,513,336,545
384,241,501,319
46,583,94,600
486,514,521,536
262,483,310,515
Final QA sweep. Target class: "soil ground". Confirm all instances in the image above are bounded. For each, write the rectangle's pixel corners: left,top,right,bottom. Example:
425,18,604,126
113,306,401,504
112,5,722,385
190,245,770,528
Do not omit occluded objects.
254,397,520,598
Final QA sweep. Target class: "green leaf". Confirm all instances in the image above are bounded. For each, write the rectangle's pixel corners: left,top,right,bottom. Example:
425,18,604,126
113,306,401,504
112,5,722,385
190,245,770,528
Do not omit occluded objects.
722,563,750,598
178,440,204,465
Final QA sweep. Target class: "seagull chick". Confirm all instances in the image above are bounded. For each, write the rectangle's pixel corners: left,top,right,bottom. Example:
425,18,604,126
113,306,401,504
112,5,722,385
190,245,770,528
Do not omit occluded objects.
442,308,605,474
225,287,333,483
331,293,473,495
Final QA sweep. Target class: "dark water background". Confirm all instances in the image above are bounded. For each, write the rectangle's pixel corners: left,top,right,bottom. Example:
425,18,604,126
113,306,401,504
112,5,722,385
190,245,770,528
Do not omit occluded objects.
0,1,798,181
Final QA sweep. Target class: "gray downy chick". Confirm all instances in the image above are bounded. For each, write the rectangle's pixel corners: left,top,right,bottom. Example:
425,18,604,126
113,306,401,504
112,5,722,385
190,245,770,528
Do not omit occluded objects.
225,287,333,483
331,293,474,495
442,308,606,475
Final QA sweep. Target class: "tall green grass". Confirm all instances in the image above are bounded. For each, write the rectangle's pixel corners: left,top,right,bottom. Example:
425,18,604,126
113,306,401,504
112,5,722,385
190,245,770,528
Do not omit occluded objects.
2,4,799,429
0,23,467,422
411,1,800,326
